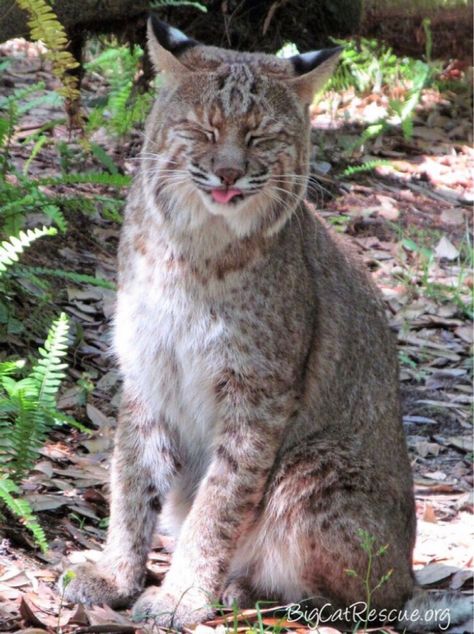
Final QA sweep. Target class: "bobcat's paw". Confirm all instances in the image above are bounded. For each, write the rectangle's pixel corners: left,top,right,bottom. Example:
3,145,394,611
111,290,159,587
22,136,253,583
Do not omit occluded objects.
222,578,254,609
58,562,139,608
132,585,214,628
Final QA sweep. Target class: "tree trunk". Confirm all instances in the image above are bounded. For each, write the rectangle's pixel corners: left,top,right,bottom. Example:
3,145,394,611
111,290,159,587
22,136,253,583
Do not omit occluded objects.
0,0,362,53
361,0,473,61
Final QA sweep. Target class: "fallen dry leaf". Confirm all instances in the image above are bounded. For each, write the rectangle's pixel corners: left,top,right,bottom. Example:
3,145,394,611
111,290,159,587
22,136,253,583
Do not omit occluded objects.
447,436,472,453
422,501,438,524
67,602,90,626
83,603,135,627
415,441,441,458
424,470,448,481
86,403,113,429
450,568,474,590
415,563,460,585
19,595,51,629
434,236,460,260
440,207,465,226
455,325,473,344
75,626,136,633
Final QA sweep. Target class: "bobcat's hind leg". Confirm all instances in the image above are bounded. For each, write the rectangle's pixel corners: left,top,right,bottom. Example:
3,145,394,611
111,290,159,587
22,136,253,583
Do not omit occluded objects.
230,438,415,619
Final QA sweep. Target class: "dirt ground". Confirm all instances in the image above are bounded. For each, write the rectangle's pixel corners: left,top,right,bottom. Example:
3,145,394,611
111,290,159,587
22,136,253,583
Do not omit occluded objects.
0,39,472,634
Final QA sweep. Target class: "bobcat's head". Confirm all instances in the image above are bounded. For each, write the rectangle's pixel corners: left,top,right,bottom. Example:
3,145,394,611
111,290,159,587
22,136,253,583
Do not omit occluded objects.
141,17,340,238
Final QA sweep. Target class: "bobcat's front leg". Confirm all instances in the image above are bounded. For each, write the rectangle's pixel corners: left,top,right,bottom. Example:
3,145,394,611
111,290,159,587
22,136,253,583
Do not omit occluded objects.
61,396,181,607
133,373,293,626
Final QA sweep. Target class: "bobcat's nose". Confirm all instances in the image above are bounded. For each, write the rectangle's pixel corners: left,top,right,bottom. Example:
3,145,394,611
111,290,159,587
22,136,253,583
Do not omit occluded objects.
215,167,244,187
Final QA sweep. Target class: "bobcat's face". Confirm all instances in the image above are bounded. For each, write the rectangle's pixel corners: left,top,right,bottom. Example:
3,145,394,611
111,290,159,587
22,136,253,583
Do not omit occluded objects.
162,66,305,219
143,18,340,236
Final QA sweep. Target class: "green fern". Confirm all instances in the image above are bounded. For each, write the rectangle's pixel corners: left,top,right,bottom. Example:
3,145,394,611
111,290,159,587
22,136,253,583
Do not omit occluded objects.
0,117,9,148
16,0,80,102
341,159,392,178
17,265,116,289
0,314,71,550
0,81,51,174
0,227,57,276
0,182,67,235
0,476,47,551
37,172,131,188
90,144,118,175
1,377,41,478
1,313,70,478
0,360,25,377
85,44,152,137
31,313,69,413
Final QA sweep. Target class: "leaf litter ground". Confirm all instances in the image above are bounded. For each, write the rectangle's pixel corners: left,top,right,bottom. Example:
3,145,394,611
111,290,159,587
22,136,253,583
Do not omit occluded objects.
0,40,472,634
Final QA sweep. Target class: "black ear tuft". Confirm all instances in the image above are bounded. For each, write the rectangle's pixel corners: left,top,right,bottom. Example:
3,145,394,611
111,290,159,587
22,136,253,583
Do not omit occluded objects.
290,46,343,76
149,14,198,57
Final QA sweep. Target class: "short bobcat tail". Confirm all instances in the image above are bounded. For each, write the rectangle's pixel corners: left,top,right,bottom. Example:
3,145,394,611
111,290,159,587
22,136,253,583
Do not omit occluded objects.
399,589,473,632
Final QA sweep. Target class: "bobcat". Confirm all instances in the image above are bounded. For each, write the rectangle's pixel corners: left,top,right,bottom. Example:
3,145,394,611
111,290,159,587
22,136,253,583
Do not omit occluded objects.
61,17,471,631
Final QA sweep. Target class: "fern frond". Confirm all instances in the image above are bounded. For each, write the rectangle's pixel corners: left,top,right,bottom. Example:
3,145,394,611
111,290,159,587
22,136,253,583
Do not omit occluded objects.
1,198,66,234
37,172,131,188
0,117,9,148
0,476,47,551
16,0,80,102
84,44,152,137
4,379,42,477
16,265,116,289
41,204,67,233
3,315,70,478
1,316,69,470
18,89,62,115
108,81,133,131
90,144,118,175
51,409,91,433
341,159,391,178
0,81,46,111
31,313,69,414
0,360,25,377
0,227,57,276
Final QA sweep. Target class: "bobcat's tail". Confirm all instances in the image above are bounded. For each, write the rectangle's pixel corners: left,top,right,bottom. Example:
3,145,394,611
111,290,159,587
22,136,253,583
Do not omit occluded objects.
399,589,473,632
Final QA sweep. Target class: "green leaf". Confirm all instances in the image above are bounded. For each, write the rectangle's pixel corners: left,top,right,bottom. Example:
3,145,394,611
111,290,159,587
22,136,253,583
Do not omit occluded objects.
0,117,9,148
0,476,47,551
0,227,57,277
37,172,131,188
90,143,118,175
17,265,116,289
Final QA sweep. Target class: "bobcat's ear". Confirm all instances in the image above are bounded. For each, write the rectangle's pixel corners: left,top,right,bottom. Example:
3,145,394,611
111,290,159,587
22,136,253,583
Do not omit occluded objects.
147,16,198,76
287,47,342,104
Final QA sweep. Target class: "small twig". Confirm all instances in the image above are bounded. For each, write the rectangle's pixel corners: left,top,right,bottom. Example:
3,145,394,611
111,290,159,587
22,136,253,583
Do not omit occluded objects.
262,0,289,35
371,175,472,208
75,626,137,633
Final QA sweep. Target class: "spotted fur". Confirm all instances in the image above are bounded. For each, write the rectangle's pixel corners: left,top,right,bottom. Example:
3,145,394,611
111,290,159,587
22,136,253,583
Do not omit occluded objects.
60,20,472,632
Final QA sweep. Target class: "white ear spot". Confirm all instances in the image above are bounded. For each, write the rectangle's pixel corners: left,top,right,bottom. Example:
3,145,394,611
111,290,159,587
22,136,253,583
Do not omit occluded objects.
168,26,189,46
299,51,322,65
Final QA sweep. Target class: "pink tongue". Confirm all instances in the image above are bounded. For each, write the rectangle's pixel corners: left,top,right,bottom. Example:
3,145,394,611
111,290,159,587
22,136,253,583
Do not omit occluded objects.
211,188,241,204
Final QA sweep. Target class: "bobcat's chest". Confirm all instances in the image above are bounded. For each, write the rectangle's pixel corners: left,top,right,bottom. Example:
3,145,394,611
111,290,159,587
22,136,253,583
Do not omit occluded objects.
114,262,226,449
